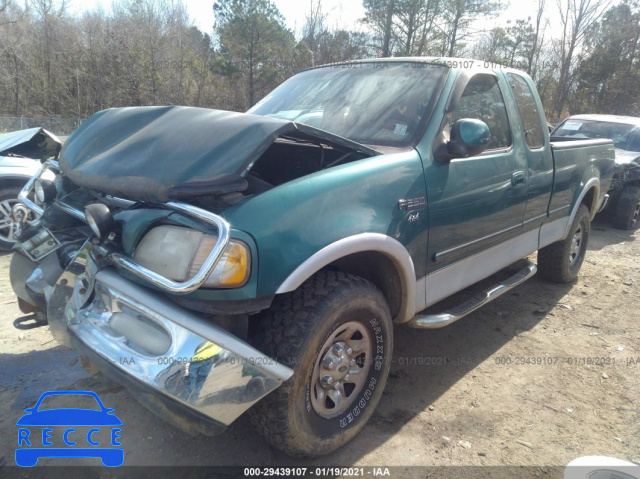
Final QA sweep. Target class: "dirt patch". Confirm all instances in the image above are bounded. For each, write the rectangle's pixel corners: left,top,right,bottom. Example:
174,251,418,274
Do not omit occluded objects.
0,217,638,471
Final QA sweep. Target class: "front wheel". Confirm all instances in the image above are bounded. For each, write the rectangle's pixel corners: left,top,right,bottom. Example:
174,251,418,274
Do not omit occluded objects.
538,204,591,283
248,271,393,457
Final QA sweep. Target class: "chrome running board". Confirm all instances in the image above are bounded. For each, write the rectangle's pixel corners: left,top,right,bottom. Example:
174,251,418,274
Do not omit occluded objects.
408,260,537,329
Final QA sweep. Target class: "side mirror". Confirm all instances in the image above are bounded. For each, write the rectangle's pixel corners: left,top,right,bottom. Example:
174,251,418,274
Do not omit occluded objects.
447,119,490,158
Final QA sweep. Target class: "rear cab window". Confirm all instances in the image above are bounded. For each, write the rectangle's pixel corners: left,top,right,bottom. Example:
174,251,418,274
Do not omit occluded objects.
507,73,545,149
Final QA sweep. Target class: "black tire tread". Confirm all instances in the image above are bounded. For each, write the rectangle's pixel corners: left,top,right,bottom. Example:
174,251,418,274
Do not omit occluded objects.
538,204,590,283
248,270,388,457
611,185,640,230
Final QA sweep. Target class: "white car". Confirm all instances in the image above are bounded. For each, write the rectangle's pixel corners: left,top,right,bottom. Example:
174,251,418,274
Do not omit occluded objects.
0,128,61,250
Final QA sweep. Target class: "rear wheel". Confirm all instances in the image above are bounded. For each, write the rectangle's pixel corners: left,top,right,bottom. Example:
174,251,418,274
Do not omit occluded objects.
538,204,590,283
248,271,393,457
612,186,640,230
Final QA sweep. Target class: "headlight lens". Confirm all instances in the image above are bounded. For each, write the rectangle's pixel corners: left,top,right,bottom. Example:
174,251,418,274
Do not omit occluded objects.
84,203,116,238
34,179,57,204
133,225,250,288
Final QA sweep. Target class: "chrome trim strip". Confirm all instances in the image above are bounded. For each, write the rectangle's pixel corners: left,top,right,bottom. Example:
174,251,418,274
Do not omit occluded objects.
424,228,539,308
18,160,60,216
55,199,86,221
62,268,292,426
18,164,45,216
523,213,547,226
549,205,570,215
110,202,231,295
409,260,537,329
275,233,417,324
105,195,136,208
433,223,522,262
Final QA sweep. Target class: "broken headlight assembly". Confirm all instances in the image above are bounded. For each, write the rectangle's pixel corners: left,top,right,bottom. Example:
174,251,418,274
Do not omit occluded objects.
132,225,250,289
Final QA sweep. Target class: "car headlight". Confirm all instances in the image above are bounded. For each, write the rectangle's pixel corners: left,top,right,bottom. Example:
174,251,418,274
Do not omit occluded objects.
84,203,116,238
34,179,57,204
132,225,250,288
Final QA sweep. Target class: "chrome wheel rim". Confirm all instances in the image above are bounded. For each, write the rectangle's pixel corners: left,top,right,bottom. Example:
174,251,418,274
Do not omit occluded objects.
569,225,583,266
311,321,372,418
0,199,18,243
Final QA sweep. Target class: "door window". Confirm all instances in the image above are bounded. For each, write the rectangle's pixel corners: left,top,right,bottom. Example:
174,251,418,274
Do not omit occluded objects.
451,76,512,151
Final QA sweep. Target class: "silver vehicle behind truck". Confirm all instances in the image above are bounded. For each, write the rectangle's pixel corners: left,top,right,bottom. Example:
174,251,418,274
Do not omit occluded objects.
552,115,640,230
0,128,61,250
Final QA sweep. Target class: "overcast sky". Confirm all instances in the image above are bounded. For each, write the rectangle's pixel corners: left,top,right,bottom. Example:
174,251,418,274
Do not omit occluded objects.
72,0,554,38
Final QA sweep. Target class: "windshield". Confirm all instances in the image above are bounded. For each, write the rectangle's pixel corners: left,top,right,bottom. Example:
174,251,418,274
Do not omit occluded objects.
248,62,447,148
553,119,640,152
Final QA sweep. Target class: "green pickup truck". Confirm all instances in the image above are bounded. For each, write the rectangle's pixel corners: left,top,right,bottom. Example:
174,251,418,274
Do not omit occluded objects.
10,58,615,457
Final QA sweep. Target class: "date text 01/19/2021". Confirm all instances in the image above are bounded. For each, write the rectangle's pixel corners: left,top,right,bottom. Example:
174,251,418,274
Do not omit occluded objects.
243,468,392,476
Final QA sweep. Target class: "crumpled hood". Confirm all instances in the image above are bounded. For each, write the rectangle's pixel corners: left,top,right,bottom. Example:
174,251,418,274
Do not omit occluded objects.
59,106,378,203
0,127,61,160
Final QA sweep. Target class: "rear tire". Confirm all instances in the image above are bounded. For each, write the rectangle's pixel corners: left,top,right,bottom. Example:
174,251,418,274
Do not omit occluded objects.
611,186,640,230
248,271,393,457
538,204,590,283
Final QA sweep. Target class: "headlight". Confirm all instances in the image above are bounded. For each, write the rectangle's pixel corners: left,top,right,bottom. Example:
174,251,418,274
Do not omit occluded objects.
133,225,250,288
84,203,116,238
34,179,57,204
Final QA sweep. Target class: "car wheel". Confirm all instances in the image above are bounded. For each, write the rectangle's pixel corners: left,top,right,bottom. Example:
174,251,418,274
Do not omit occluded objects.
0,186,23,251
611,185,640,230
248,271,393,457
538,204,591,283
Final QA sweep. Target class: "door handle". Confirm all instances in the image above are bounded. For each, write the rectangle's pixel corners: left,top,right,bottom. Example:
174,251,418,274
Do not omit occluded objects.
511,171,527,186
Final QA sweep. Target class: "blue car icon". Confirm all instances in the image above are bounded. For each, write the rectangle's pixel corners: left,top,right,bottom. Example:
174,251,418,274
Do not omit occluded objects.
16,390,123,467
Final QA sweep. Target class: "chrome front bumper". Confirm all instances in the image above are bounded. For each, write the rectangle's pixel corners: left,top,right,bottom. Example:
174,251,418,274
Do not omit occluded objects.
47,244,293,429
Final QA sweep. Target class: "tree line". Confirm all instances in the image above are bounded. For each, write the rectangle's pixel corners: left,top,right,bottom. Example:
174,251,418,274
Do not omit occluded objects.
0,0,638,124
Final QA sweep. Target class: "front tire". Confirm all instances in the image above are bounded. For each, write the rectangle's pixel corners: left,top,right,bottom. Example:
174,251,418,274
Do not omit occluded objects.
538,204,591,283
612,185,640,230
248,271,393,457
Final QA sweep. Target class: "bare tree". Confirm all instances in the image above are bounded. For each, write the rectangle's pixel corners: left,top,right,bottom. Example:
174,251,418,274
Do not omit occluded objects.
442,0,503,57
552,0,613,118
527,0,546,76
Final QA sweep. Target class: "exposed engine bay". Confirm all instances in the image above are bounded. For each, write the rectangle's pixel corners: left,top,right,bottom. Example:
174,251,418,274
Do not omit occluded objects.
10,107,379,320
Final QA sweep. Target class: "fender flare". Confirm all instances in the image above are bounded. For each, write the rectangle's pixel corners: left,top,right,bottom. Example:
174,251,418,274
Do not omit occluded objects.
275,233,417,323
564,177,600,239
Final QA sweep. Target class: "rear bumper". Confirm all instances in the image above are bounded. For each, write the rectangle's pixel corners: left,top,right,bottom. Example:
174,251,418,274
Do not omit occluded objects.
48,256,293,432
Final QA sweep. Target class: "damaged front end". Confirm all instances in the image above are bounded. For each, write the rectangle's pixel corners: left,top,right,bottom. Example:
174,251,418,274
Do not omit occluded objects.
7,106,386,433
608,151,640,198
11,173,293,433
